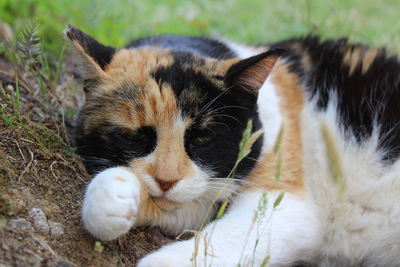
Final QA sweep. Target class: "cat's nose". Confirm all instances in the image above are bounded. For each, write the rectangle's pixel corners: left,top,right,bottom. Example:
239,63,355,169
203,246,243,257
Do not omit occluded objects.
155,178,178,192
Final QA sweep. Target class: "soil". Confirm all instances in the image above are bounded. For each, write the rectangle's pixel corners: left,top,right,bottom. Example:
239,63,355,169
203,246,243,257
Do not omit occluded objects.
0,54,173,266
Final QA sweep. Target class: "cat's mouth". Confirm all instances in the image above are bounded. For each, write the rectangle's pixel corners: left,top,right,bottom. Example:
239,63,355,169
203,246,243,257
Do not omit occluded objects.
151,196,181,211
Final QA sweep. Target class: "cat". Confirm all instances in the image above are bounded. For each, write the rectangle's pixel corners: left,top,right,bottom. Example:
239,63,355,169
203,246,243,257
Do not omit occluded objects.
66,25,400,266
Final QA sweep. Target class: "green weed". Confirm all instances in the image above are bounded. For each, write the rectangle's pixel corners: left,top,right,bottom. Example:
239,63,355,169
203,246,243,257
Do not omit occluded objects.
320,119,346,197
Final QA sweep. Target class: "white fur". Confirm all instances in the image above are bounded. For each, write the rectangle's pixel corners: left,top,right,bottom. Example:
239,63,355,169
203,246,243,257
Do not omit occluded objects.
257,79,283,154
82,166,236,238
300,96,400,265
82,167,140,241
225,41,264,58
138,154,211,204
138,191,322,267
225,42,258,58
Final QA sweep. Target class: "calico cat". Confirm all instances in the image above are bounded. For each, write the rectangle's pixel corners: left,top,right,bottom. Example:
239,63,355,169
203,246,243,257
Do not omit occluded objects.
66,25,400,266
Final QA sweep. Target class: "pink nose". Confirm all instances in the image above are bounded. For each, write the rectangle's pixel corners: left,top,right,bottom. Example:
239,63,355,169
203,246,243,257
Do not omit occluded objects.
155,178,178,192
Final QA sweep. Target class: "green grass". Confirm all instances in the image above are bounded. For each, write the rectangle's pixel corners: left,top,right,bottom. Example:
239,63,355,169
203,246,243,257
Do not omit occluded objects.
2,0,400,59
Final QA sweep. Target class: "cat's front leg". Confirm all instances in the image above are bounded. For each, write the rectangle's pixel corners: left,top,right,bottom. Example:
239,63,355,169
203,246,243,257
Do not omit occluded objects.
138,190,322,267
82,167,141,241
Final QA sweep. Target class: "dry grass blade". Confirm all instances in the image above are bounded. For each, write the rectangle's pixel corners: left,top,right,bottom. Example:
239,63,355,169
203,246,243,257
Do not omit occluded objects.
272,123,284,154
17,149,34,181
320,119,345,196
50,160,60,181
15,139,26,162
228,120,263,178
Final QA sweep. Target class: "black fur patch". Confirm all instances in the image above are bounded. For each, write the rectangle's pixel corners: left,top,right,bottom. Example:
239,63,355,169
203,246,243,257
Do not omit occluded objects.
225,48,285,98
225,48,285,85
74,119,157,175
66,25,116,69
270,37,400,164
127,34,236,59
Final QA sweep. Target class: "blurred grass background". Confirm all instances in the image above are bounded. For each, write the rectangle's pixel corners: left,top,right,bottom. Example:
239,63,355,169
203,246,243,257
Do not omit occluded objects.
1,0,400,57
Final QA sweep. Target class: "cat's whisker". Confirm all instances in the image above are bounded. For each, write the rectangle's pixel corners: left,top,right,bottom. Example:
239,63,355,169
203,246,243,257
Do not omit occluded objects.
192,197,208,213
208,121,232,131
209,178,262,188
197,86,235,116
210,105,249,113
205,183,239,191
205,186,244,197
210,114,243,126
204,184,242,197
199,190,236,206
244,156,268,167
84,156,113,164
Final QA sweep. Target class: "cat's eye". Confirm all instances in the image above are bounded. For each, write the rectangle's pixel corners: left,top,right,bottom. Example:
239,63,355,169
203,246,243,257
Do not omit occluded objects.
132,131,147,143
190,131,214,147
108,126,157,156
191,136,213,146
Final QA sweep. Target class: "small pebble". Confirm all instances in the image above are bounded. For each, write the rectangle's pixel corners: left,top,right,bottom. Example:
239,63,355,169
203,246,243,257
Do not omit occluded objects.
28,208,49,234
5,84,13,92
9,219,31,231
48,220,64,237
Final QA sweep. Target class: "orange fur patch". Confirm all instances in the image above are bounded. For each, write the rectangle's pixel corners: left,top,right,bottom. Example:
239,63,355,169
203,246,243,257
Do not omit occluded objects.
361,48,379,74
343,47,362,75
133,168,182,226
114,176,127,182
247,61,305,196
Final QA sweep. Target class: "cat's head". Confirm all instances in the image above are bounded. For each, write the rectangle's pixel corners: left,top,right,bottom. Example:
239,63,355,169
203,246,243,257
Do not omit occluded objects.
66,26,282,210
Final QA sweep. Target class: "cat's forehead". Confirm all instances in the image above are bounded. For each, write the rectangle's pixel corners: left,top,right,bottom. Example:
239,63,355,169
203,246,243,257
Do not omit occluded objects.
103,48,228,86
105,49,172,83
85,49,233,132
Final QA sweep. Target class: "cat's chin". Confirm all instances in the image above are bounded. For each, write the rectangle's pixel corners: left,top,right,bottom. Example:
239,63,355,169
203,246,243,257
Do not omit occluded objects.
151,196,181,211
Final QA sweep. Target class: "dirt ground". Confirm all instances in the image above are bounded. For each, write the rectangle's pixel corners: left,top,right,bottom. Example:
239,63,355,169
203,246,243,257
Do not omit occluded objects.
0,53,173,266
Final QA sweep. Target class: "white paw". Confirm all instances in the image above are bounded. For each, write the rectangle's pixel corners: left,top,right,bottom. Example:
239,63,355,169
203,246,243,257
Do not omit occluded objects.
82,167,140,241
137,240,194,267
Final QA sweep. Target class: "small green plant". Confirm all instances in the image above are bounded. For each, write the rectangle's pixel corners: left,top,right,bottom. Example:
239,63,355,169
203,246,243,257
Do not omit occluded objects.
241,191,285,267
0,82,22,127
0,104,14,127
242,191,269,266
190,120,264,267
228,120,263,178
215,120,263,219
16,22,42,70
260,256,270,267
94,241,104,253
16,22,48,94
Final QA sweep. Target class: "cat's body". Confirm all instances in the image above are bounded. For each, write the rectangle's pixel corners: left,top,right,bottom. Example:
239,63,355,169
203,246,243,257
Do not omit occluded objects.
66,26,400,266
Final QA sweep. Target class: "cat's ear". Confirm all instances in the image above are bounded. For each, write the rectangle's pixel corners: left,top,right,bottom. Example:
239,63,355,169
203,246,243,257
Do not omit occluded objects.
225,49,285,97
65,25,116,79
